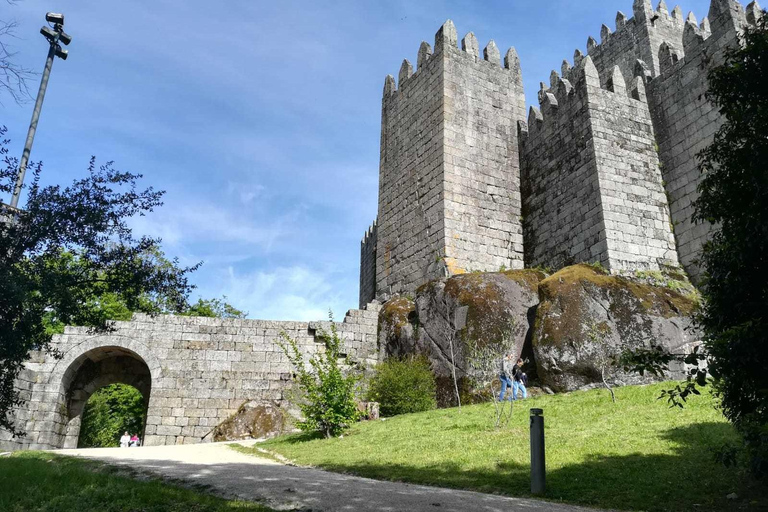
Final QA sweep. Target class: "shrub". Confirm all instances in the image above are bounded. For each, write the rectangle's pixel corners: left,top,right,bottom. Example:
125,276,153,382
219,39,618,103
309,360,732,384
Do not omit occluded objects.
278,315,361,438
368,356,437,417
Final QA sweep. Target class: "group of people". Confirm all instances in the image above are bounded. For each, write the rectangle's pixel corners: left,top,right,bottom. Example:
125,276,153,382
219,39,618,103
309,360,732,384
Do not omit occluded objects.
498,354,528,401
119,432,141,448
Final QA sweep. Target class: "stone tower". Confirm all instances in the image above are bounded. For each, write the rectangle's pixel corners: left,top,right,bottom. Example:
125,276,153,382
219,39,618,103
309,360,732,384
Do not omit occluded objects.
360,21,527,305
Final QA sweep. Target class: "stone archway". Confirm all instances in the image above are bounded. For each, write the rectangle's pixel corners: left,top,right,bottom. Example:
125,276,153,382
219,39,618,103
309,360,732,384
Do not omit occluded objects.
63,350,152,448
45,337,163,449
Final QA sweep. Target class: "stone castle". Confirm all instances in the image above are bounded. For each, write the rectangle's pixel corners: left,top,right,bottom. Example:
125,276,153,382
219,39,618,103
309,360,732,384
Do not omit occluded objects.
1,0,760,451
360,0,763,308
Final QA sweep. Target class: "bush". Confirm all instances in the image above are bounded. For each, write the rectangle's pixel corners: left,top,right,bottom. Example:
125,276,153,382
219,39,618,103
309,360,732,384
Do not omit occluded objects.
368,356,437,417
278,315,361,438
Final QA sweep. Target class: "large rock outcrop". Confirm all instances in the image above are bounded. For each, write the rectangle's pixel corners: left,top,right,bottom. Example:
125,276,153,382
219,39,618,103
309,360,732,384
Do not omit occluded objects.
379,270,544,405
378,264,700,400
212,400,287,441
532,264,700,391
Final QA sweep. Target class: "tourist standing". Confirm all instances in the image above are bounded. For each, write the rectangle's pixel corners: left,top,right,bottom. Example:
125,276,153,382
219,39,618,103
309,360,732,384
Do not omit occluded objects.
498,354,514,401
512,358,528,400
130,434,140,447
120,431,130,448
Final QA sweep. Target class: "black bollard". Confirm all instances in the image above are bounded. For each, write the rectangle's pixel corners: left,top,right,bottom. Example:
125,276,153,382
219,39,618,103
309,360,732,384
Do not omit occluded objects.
530,408,545,495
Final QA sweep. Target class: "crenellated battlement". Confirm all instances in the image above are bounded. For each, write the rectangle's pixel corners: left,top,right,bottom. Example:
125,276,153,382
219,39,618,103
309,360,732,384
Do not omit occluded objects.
382,20,522,100
361,219,377,245
522,56,648,143
373,20,527,301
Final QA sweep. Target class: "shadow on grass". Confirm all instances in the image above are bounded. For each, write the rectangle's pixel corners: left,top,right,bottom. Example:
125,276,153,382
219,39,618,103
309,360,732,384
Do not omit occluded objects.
305,422,767,512
278,431,324,444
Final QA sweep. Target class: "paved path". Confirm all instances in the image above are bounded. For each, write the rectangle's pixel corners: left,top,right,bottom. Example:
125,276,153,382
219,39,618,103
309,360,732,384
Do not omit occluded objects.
57,441,598,512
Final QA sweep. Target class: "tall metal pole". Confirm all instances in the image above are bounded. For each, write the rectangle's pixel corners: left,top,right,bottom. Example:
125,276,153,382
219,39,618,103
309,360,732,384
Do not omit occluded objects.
9,13,71,208
10,41,57,209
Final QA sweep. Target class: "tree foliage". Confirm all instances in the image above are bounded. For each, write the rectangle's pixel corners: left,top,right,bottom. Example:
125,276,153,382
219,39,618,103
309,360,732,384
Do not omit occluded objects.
694,13,768,475
182,296,247,319
78,384,146,448
367,356,436,417
0,128,197,434
622,15,768,475
278,314,361,438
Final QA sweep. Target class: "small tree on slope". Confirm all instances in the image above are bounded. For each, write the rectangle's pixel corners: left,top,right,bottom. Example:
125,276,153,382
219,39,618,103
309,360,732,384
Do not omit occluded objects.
278,314,361,438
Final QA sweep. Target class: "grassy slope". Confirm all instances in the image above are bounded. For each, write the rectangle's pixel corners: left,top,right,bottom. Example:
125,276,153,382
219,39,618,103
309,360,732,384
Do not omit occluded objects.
0,451,274,512
257,383,766,511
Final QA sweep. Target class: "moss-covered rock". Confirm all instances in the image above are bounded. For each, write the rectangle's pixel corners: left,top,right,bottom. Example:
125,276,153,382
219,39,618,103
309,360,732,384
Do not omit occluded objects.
212,400,287,441
378,296,418,358
533,264,700,391
379,270,544,406
378,264,700,402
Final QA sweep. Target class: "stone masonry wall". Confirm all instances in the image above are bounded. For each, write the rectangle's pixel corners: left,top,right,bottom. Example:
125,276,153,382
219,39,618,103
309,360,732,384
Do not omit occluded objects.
359,219,377,308
375,32,446,299
565,0,685,94
586,65,679,272
520,55,678,273
0,304,380,451
647,0,755,281
519,64,609,270
441,31,526,275
374,20,525,300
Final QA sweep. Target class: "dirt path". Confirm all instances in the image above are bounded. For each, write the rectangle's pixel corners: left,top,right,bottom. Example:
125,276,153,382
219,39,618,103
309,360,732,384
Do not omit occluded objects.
57,441,599,512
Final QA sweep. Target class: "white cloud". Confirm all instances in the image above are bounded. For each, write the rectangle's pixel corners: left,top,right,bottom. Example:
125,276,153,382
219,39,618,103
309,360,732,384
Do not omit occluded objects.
214,265,348,322
130,200,285,252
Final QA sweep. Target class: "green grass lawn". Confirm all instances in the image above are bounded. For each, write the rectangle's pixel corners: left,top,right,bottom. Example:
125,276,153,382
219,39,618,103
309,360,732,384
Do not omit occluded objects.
0,451,275,512
251,383,766,511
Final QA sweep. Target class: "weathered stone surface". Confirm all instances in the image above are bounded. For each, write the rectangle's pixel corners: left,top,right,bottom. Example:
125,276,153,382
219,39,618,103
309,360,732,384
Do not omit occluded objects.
372,21,526,303
532,264,700,391
378,264,699,400
380,270,543,405
212,400,287,441
1,303,382,452
362,2,753,295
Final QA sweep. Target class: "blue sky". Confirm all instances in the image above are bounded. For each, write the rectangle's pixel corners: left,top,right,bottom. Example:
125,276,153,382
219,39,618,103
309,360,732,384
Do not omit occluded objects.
1,0,712,321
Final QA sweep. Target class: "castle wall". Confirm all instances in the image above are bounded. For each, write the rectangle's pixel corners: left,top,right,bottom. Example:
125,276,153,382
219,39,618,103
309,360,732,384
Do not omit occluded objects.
359,219,377,308
1,306,380,451
520,57,678,273
566,1,683,92
647,0,753,281
519,68,609,269
587,67,678,272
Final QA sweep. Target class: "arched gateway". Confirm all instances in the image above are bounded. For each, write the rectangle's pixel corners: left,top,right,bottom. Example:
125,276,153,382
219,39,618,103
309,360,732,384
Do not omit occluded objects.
0,306,380,451
57,344,156,448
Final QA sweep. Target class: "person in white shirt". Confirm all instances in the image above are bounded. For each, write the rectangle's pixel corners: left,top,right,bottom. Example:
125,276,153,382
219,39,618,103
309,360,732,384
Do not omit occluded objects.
119,431,130,448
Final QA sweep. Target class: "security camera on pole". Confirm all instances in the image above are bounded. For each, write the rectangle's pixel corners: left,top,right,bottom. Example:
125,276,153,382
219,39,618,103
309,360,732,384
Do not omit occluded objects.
9,12,71,209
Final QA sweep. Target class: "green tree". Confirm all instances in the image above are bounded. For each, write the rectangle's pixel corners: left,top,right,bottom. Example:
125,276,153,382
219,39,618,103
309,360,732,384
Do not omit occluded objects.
0,128,197,435
182,296,247,319
694,13,768,475
278,313,361,438
622,15,768,475
78,384,146,448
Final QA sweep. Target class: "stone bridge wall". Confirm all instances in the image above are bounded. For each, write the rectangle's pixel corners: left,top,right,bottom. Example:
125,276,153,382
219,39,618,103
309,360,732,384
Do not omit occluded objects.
1,303,380,451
